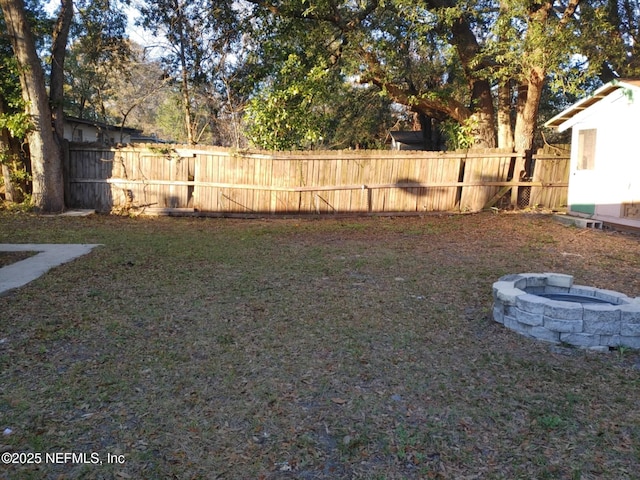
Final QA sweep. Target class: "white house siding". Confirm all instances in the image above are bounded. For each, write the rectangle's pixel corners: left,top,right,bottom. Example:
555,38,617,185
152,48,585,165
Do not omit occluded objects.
63,119,136,145
548,82,640,230
593,92,638,224
63,122,98,143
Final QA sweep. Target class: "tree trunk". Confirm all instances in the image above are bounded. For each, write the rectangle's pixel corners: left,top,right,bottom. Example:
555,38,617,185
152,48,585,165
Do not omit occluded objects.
497,81,514,149
0,129,23,203
0,98,22,203
0,0,65,212
414,112,435,150
176,1,195,145
181,67,194,145
50,0,74,141
449,14,497,148
468,79,496,148
514,66,545,154
1,162,18,202
0,150,21,203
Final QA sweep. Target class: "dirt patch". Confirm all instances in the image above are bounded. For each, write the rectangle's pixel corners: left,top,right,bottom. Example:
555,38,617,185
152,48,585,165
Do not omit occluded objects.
0,251,37,268
0,211,639,479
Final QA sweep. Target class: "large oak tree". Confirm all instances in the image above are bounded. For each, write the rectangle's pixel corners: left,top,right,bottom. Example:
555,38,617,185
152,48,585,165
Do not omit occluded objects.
245,0,615,154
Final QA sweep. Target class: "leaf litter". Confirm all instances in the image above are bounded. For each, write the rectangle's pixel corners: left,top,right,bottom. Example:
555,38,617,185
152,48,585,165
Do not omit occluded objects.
0,211,639,479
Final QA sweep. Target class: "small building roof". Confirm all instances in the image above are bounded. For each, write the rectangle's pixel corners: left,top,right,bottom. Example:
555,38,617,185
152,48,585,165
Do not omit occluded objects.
65,116,142,135
389,131,426,150
545,79,640,132
389,131,424,144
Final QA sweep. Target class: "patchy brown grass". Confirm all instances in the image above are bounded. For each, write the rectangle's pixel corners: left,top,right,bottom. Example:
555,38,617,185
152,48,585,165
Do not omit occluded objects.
0,251,37,268
1,211,639,479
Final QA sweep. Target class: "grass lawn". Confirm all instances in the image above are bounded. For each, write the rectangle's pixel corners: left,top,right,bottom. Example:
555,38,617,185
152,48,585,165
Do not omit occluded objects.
0,211,639,479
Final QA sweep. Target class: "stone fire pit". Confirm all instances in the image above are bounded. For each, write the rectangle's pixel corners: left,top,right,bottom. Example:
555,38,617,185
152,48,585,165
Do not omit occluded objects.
492,273,640,350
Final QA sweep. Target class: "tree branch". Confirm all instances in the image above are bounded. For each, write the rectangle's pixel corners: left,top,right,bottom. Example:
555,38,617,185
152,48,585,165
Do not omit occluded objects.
246,0,378,32
358,49,471,122
558,0,582,27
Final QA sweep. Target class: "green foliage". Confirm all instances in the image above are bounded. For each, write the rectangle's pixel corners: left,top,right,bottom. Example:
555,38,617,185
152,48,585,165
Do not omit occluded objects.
439,118,476,150
136,0,242,143
244,54,333,150
63,0,132,124
244,52,395,150
0,194,32,212
325,86,395,149
0,111,31,140
577,0,640,81
10,165,30,186
0,156,31,206
2,0,636,155
536,413,565,430
0,13,31,205
155,91,188,142
0,31,30,140
243,0,640,149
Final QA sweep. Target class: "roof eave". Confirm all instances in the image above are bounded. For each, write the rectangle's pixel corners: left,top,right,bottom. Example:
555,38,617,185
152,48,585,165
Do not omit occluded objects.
544,79,640,131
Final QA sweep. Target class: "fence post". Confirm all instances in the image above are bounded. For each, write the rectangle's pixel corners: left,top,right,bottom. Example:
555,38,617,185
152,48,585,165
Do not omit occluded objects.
510,152,527,207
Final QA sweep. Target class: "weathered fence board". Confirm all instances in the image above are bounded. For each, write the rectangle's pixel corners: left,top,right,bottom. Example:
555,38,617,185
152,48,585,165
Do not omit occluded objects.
530,144,571,209
65,144,569,215
459,148,514,212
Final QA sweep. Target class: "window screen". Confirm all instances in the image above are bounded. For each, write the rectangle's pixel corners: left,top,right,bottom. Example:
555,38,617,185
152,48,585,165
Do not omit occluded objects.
577,129,596,170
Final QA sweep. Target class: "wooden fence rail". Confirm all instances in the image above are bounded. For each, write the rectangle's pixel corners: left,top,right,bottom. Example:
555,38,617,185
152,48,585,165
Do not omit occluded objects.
64,144,570,215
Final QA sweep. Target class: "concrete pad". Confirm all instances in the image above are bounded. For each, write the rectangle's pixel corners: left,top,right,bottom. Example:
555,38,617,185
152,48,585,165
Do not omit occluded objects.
0,244,101,295
58,209,96,217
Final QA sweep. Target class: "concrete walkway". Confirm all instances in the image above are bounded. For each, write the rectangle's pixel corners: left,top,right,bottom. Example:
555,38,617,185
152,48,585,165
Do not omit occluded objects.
0,244,102,295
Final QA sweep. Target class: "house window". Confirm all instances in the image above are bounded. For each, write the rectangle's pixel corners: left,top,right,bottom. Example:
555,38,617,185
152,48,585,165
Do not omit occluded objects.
577,129,596,170
72,129,83,142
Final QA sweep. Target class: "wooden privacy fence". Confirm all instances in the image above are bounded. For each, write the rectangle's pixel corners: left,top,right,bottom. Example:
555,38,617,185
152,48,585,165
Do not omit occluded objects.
64,144,570,215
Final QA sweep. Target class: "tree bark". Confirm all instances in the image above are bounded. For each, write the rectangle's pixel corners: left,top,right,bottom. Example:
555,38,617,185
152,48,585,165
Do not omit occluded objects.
513,69,545,153
0,98,22,203
0,0,65,211
449,15,496,148
468,79,496,148
1,162,17,202
176,0,195,145
511,0,582,153
50,0,74,142
497,81,514,149
0,135,22,203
